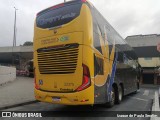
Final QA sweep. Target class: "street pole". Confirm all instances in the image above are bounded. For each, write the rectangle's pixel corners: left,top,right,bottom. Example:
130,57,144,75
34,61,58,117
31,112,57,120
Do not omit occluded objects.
64,0,66,2
12,7,18,66
13,7,18,47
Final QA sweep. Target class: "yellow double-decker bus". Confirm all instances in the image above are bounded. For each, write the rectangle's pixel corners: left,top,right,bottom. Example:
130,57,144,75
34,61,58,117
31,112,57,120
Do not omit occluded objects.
34,0,140,107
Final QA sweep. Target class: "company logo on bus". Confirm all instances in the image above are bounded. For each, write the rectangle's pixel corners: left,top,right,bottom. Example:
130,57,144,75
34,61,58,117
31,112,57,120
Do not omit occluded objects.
41,36,69,45
60,36,69,42
39,80,43,85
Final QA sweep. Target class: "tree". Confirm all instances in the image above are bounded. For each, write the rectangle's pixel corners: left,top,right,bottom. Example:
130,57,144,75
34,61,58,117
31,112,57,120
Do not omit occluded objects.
23,41,33,46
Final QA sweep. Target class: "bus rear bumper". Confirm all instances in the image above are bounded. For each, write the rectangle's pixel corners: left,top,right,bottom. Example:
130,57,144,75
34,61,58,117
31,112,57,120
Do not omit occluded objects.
34,87,94,105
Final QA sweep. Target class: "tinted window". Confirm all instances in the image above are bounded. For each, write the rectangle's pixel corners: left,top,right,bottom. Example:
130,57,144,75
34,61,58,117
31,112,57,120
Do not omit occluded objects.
93,32,102,54
94,55,104,75
36,3,82,29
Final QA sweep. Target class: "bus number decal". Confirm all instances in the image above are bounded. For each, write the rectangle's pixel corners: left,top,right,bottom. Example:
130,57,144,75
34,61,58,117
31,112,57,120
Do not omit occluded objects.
64,83,74,86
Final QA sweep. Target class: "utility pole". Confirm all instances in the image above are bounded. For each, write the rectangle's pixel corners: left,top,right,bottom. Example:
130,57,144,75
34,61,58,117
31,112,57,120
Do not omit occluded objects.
13,7,18,47
12,7,18,66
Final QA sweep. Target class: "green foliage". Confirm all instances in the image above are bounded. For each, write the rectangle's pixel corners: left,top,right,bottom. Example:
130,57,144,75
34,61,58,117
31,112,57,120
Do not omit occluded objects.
23,41,33,46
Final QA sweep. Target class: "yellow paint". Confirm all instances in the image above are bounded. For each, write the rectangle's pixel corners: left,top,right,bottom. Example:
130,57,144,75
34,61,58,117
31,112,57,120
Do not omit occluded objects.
34,2,116,105
94,28,115,86
34,3,94,105
139,57,160,67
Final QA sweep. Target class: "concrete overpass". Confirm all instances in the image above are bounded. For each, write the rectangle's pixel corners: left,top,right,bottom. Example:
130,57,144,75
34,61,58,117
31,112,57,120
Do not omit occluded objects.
0,46,33,67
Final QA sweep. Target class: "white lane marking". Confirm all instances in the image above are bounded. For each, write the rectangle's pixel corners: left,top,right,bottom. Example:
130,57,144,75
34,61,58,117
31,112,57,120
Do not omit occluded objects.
127,96,148,102
143,90,149,96
132,97,148,102
154,91,160,111
151,91,160,120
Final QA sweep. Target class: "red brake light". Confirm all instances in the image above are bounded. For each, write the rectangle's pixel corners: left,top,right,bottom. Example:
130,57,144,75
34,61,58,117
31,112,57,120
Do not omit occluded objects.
81,0,87,2
83,64,89,76
34,68,36,84
50,3,64,10
36,3,64,16
76,64,91,91
35,84,40,90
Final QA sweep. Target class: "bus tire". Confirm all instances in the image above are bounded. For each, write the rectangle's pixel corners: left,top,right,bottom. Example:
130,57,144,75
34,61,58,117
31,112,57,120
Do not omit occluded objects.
115,85,123,104
105,87,115,107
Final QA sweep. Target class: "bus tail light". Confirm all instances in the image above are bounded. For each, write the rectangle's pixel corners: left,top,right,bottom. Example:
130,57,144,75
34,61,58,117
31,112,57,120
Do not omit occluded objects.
35,83,40,90
50,3,64,10
36,3,64,16
81,0,87,2
76,64,91,92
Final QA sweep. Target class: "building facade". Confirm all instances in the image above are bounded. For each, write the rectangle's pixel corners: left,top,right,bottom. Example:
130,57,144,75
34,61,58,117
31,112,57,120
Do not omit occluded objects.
126,34,160,85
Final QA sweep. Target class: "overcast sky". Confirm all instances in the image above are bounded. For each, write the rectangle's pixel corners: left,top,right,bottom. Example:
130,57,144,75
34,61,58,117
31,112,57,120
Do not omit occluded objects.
0,0,160,47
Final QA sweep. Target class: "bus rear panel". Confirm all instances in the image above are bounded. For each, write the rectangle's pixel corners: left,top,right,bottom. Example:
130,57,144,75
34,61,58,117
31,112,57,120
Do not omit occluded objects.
34,0,94,105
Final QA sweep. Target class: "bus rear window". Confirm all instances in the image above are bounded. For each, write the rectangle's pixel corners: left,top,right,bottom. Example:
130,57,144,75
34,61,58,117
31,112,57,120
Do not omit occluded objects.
36,3,82,29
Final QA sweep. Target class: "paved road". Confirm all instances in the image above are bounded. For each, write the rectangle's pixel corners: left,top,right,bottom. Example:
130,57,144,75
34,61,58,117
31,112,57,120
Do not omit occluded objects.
1,86,159,120
0,77,34,108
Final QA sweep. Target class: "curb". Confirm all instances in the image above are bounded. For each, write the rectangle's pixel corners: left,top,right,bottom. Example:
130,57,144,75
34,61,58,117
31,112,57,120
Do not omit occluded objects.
150,88,160,120
0,100,39,111
141,84,160,89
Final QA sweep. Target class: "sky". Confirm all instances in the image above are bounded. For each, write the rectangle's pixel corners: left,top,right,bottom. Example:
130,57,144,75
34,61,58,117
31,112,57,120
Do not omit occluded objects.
0,0,160,47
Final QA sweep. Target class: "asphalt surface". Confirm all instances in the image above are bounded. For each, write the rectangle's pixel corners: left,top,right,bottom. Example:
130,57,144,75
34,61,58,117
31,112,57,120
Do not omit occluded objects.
1,85,159,120
0,77,35,108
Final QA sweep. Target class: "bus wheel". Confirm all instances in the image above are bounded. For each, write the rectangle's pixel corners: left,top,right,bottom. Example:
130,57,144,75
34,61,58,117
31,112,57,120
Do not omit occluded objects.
115,85,123,104
105,87,115,107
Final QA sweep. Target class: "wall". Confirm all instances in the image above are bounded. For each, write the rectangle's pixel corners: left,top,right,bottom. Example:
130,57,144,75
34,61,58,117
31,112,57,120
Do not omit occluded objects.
0,66,16,85
138,57,160,67
126,34,160,47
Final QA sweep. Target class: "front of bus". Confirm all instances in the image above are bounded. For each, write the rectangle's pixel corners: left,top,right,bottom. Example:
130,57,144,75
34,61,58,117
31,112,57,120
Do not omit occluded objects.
34,0,94,105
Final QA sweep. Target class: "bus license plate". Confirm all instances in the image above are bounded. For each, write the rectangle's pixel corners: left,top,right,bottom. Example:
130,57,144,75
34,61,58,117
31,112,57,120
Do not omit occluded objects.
52,97,61,102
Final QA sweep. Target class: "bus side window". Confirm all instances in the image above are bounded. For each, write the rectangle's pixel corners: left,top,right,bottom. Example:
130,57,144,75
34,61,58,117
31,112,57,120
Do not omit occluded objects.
94,55,104,76
93,32,103,54
97,25,102,36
